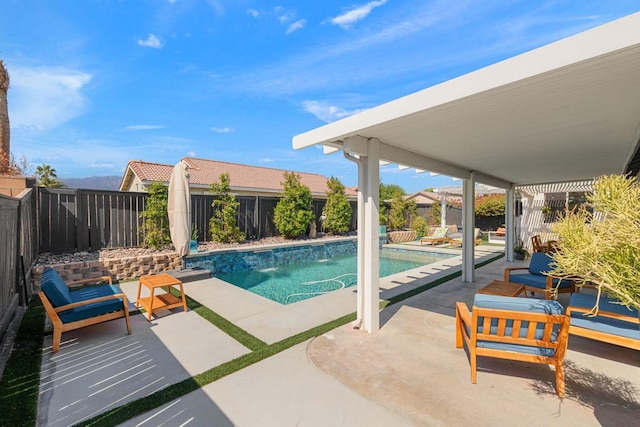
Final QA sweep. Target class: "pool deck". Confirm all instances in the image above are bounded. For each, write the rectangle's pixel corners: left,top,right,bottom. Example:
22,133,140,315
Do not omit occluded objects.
36,244,640,426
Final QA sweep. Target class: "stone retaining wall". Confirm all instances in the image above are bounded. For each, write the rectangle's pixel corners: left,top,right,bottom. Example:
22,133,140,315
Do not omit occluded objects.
386,230,417,243
31,253,182,288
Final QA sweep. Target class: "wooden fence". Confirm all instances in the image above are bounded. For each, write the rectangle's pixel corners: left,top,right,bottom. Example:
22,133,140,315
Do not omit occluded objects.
0,189,38,340
38,188,358,253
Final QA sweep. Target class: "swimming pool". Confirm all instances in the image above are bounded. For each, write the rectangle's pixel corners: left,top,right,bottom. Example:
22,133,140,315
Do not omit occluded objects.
215,248,454,304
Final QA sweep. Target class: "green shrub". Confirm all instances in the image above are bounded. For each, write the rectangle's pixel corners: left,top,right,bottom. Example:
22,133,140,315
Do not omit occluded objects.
475,193,505,216
209,173,245,243
141,181,171,249
387,194,406,230
411,216,428,237
274,172,314,238
323,177,352,234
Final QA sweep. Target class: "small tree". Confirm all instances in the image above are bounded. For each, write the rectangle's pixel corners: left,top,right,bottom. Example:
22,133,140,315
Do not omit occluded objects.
550,174,640,311
411,215,428,237
323,176,352,234
209,173,244,243
141,181,171,249
387,194,406,230
35,163,64,187
274,171,314,238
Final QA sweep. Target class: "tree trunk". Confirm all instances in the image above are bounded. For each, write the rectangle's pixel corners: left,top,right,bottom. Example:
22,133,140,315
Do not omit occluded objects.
0,60,10,171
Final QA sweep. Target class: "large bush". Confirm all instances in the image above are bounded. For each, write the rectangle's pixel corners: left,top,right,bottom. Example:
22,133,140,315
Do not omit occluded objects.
323,176,352,234
274,172,314,238
550,174,640,311
141,181,171,249
387,194,407,230
209,173,245,243
475,193,505,216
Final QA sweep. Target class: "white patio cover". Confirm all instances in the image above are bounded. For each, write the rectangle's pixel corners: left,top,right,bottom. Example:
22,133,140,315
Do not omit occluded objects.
167,160,191,257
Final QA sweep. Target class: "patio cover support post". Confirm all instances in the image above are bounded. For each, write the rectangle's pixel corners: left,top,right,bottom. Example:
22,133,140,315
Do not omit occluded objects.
440,192,447,228
505,187,515,261
344,136,380,333
462,173,475,282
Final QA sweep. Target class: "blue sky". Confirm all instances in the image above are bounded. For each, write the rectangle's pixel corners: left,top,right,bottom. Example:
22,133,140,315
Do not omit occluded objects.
1,1,638,193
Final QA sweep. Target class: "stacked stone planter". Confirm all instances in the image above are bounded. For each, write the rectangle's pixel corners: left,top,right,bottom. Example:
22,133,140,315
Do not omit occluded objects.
32,253,182,288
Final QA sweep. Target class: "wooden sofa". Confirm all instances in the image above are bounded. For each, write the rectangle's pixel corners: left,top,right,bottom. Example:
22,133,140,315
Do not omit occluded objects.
566,293,639,350
456,294,570,397
38,267,131,353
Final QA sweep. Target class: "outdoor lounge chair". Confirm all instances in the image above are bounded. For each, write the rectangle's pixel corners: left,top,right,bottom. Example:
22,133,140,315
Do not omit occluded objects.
456,294,570,397
420,226,449,245
566,293,639,350
38,267,131,353
504,252,574,299
448,228,482,246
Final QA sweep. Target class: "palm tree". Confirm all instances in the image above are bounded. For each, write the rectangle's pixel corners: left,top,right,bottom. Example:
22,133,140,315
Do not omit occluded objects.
0,60,10,173
35,164,64,187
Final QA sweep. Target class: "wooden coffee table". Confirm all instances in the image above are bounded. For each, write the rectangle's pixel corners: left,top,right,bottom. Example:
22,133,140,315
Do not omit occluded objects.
136,273,188,321
478,280,526,298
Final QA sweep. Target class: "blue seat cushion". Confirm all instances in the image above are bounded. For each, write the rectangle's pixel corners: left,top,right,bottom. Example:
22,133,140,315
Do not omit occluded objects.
568,293,639,341
40,267,72,307
58,284,125,324
471,294,564,356
508,273,572,290
528,252,553,275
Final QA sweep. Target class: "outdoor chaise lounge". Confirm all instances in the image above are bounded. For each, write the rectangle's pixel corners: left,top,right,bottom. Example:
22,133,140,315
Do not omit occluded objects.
456,294,570,397
38,267,131,353
448,228,482,247
420,226,449,245
504,252,574,299
566,293,639,350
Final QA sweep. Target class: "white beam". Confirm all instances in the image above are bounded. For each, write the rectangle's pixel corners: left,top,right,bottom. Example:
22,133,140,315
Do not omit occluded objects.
462,173,476,282
363,139,380,333
505,187,515,261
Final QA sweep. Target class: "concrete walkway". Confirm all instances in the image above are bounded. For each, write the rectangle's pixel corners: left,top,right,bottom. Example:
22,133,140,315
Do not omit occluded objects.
36,245,640,426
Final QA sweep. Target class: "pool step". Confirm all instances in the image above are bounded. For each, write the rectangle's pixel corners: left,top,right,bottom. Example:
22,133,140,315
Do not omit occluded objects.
167,267,211,283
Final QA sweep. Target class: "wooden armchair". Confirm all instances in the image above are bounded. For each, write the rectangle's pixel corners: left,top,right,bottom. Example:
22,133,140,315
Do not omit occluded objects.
531,235,548,252
504,252,574,299
456,294,570,397
38,267,131,353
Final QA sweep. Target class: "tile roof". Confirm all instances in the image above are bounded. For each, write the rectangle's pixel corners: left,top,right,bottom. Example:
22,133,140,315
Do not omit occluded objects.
125,157,356,196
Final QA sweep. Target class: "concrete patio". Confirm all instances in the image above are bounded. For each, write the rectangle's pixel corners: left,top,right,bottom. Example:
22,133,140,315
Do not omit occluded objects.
36,246,640,426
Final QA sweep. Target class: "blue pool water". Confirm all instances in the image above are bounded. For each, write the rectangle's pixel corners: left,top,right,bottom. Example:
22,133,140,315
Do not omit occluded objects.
215,248,454,304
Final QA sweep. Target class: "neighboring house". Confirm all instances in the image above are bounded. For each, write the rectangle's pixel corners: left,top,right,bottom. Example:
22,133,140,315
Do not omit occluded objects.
516,180,594,250
119,157,357,199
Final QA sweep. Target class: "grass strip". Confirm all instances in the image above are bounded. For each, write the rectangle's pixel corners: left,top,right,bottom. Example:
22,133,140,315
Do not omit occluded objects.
169,288,267,352
78,312,357,426
0,297,45,427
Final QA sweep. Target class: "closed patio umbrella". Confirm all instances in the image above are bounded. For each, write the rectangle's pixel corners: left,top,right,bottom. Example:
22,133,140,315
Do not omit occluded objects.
167,160,191,261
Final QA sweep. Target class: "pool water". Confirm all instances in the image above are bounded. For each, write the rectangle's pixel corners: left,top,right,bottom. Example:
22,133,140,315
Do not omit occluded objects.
215,249,453,304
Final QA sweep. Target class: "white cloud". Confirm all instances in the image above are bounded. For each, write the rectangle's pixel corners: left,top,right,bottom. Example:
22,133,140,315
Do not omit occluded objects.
247,8,260,18
137,34,164,49
302,101,367,123
9,65,92,131
91,162,116,169
187,151,196,157
286,19,307,34
278,10,295,23
124,125,165,131
210,127,235,133
329,0,388,29
259,158,274,163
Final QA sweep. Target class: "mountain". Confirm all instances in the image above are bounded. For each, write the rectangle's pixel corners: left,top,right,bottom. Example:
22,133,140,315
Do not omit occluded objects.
61,175,122,190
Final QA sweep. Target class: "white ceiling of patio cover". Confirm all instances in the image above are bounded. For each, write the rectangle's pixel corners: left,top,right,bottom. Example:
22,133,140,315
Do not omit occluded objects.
293,13,640,188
